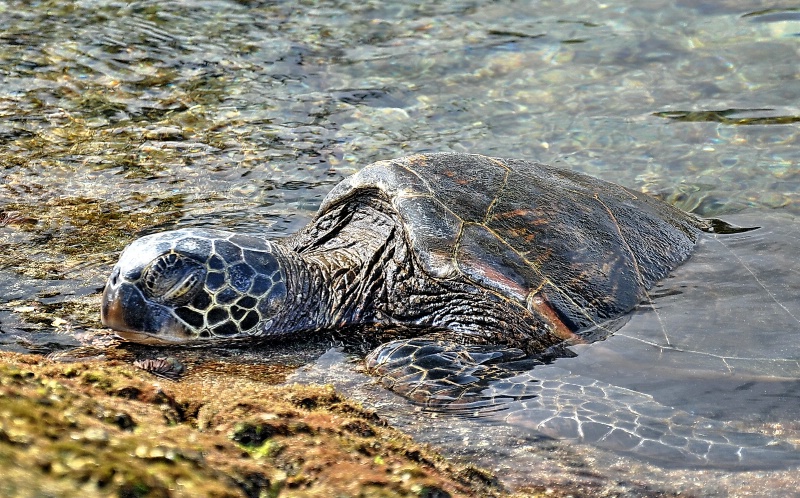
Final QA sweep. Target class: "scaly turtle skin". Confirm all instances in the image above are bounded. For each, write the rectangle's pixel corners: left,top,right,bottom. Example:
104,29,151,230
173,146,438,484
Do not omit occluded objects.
101,152,706,348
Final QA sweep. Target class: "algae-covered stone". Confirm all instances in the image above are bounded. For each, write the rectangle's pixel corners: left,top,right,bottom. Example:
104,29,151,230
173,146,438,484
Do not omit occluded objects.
0,351,517,498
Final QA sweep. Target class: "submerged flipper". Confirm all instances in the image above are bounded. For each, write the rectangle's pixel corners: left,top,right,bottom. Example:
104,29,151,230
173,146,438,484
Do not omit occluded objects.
365,338,551,415
366,339,800,469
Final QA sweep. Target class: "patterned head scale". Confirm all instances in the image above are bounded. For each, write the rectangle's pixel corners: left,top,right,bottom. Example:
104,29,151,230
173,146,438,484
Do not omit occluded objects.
101,228,287,343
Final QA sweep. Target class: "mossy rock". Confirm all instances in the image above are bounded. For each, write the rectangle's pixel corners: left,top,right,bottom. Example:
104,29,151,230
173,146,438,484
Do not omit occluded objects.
0,351,534,498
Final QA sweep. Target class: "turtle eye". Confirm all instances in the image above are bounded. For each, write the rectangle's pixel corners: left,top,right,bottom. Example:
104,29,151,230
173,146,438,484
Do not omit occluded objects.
142,253,207,306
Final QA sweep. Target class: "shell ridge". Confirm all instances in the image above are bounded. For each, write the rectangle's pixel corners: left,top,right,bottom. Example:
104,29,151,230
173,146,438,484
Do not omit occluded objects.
450,216,467,281
465,222,541,271
397,193,462,272
391,157,436,196
453,221,608,334
477,161,616,333
450,218,594,333
528,278,613,334
581,192,658,337
590,192,648,293
482,160,511,225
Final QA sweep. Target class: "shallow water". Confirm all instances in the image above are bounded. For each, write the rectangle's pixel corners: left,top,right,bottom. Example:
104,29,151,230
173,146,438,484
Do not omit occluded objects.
1,0,799,495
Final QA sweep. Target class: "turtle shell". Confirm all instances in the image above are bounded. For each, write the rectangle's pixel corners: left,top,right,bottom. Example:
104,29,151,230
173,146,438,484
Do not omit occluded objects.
315,152,705,333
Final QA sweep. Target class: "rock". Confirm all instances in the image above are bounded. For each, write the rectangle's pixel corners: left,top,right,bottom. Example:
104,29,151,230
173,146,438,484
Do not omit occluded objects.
0,351,512,498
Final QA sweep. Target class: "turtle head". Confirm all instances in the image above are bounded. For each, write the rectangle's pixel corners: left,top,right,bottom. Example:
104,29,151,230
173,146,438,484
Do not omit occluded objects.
101,228,288,344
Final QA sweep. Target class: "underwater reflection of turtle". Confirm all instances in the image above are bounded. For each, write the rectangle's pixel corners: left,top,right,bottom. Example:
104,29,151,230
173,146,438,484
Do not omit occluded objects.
100,152,799,468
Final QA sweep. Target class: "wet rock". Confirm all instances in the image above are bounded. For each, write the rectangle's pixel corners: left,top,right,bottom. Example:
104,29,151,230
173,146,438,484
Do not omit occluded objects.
143,126,186,141
0,351,513,497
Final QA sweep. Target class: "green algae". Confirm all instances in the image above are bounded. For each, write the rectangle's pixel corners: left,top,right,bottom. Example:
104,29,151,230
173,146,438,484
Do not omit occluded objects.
0,352,528,498
3,193,183,258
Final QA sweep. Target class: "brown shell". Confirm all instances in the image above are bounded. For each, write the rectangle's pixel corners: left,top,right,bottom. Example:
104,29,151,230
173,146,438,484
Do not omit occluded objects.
318,153,704,332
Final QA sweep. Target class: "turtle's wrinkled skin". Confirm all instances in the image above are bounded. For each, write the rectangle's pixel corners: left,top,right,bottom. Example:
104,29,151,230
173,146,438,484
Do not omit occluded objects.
102,153,706,348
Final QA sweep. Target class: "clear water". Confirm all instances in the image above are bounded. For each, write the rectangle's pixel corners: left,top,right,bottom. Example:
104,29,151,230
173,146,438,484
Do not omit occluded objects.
1,0,799,495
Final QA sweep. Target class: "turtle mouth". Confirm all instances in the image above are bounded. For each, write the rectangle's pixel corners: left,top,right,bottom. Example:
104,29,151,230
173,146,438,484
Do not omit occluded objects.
101,279,195,344
112,329,187,345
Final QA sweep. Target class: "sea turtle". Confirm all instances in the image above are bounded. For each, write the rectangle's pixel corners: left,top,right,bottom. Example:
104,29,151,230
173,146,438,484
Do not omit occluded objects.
101,152,706,347
101,152,798,467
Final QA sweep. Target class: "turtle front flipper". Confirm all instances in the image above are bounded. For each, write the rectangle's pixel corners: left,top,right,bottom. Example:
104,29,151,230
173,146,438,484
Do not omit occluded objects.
365,338,559,415
367,339,800,469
